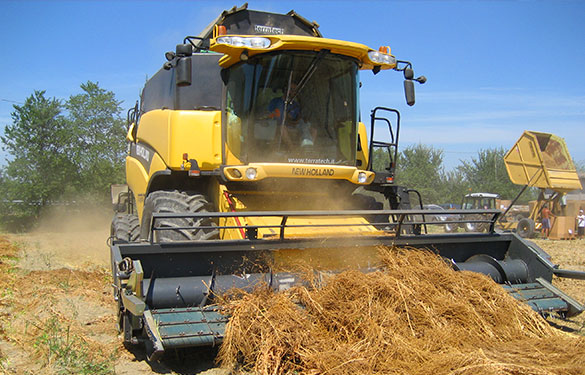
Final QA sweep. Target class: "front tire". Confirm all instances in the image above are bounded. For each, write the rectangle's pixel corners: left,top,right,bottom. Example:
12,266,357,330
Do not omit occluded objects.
140,190,219,241
111,214,140,243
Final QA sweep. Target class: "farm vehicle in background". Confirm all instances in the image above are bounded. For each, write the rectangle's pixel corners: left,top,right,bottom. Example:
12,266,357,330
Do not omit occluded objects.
502,131,582,239
108,5,585,360
443,193,501,233
445,131,582,239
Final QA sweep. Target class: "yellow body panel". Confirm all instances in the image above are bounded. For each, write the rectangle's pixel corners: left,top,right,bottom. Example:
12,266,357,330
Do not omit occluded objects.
210,35,395,71
126,123,136,142
137,109,223,170
356,122,369,170
126,156,149,217
216,184,247,240
218,212,382,241
504,131,582,192
225,111,243,164
217,179,376,240
126,151,168,219
246,216,381,239
223,163,375,184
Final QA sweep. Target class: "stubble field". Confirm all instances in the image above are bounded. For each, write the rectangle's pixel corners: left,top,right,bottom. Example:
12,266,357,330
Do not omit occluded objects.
0,208,584,374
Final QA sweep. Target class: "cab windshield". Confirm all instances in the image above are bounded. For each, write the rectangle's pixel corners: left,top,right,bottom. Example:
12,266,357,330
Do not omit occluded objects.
463,197,496,210
225,51,359,166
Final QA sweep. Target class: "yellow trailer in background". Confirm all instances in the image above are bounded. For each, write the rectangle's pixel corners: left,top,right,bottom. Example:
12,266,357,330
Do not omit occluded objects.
501,131,582,238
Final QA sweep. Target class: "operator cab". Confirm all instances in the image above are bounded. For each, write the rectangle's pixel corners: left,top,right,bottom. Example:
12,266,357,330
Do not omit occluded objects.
462,193,500,210
224,50,358,167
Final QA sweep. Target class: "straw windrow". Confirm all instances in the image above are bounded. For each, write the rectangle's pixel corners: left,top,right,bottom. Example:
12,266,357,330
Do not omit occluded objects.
218,246,585,375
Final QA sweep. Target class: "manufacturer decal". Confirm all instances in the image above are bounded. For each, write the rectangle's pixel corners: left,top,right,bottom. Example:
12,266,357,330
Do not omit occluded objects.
287,158,341,165
254,25,284,35
131,143,154,171
291,167,335,177
136,144,151,163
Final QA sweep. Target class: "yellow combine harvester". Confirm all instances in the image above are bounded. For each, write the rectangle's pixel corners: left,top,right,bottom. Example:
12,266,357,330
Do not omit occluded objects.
109,5,585,360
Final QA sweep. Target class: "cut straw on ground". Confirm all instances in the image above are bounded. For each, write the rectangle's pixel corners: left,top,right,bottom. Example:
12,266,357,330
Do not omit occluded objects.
217,246,585,375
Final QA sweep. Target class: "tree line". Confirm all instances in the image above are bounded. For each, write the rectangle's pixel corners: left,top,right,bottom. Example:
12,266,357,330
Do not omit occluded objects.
0,82,126,226
380,145,534,206
0,82,559,227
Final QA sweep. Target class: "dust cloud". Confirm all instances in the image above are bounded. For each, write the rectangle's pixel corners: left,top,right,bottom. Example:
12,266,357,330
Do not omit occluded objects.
7,204,114,271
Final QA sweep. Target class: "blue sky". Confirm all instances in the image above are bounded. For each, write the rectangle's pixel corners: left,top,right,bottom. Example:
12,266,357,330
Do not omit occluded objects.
1,0,584,170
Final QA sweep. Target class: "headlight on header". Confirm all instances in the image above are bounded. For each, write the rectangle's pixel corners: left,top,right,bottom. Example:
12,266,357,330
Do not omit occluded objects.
367,50,396,65
216,36,271,49
358,172,368,184
245,168,258,180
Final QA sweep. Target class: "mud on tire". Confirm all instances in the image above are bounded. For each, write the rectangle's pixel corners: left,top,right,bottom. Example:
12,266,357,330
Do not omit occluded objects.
140,190,219,241
111,214,140,243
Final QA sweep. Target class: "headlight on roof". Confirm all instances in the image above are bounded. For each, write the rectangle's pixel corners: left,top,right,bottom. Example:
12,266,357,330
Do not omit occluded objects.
367,50,396,65
216,36,271,49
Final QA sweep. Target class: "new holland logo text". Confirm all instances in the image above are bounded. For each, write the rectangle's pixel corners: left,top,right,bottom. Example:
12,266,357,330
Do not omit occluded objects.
291,167,335,176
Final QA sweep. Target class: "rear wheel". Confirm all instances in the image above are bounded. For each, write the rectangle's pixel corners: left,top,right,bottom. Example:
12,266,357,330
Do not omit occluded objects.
464,214,488,232
111,214,140,242
444,216,459,233
464,221,478,232
516,218,535,238
140,190,219,241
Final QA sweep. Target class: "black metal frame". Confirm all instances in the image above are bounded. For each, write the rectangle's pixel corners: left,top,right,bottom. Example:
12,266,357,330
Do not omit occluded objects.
148,208,501,244
368,107,400,174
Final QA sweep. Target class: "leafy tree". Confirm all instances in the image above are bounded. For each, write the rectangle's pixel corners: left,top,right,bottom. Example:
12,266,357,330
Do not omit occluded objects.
395,144,445,205
457,147,525,201
371,147,391,172
441,169,472,205
0,91,77,217
0,83,128,229
65,81,127,201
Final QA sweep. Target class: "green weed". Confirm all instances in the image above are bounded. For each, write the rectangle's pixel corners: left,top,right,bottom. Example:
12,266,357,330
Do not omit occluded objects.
34,316,114,375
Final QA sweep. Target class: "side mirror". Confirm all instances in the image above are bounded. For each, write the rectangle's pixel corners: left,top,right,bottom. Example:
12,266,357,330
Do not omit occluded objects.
176,43,193,57
404,79,415,106
176,57,192,86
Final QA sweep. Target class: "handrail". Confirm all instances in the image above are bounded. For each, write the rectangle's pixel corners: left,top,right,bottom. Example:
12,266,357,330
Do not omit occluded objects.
149,209,502,243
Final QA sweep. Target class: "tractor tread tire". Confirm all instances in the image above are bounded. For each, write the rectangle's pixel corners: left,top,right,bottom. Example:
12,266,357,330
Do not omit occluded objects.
140,190,219,242
444,216,459,233
111,214,140,243
464,214,489,233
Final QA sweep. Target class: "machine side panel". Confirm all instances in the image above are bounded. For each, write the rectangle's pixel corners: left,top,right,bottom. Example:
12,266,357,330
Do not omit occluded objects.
356,122,369,170
126,151,168,218
126,156,149,218
136,110,222,171
168,111,222,170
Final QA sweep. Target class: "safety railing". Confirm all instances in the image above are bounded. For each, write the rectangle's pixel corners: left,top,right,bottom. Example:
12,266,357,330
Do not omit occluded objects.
148,209,502,243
